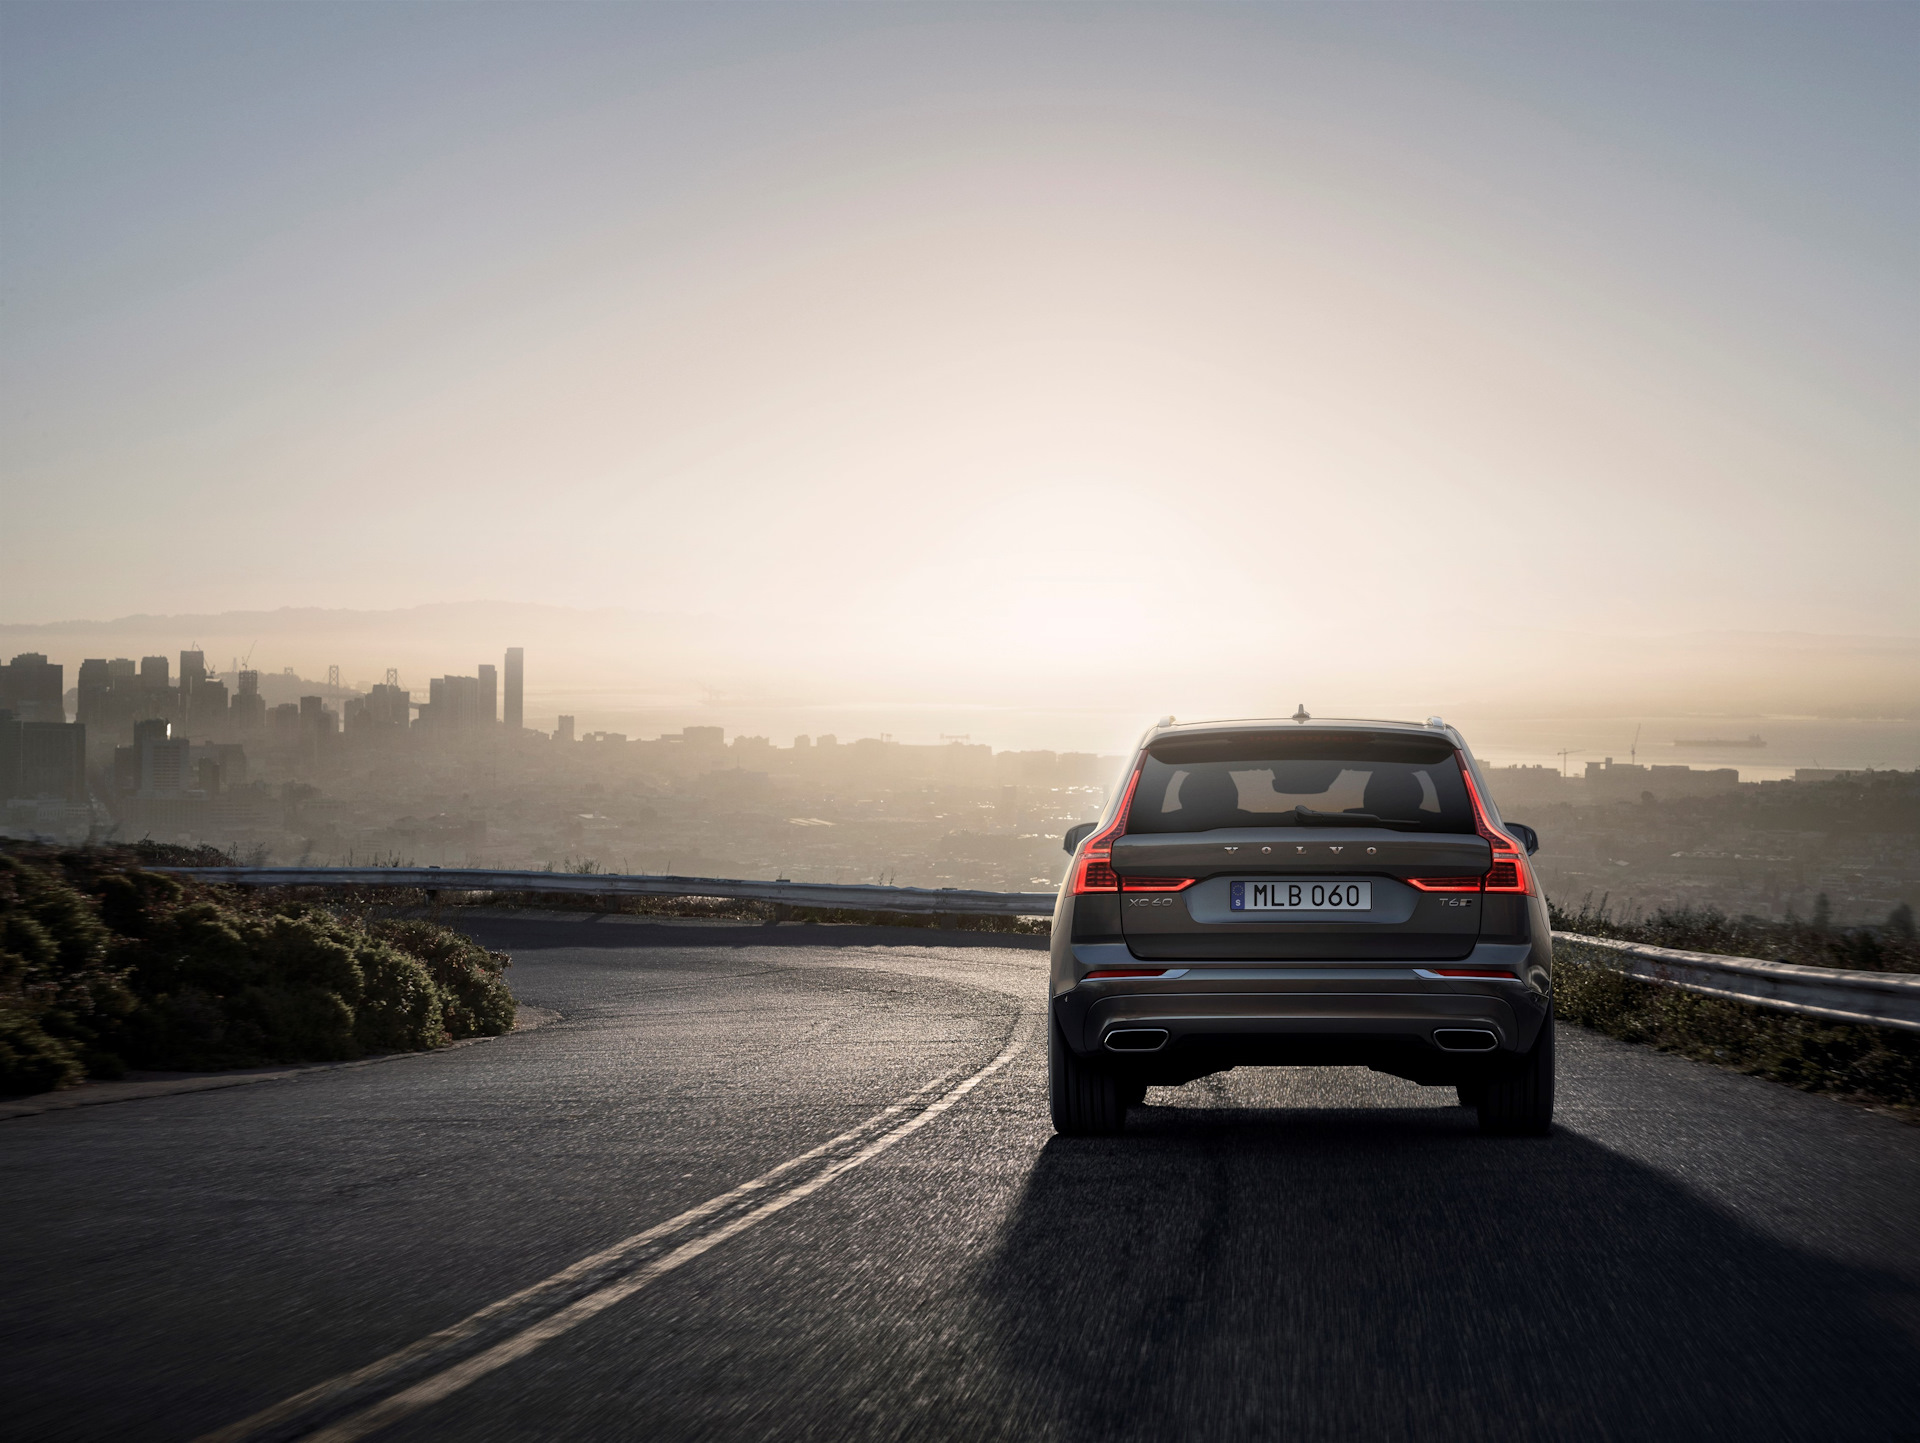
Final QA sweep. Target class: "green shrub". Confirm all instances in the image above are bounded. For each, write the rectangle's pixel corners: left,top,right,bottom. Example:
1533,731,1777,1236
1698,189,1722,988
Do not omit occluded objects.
368,919,515,1038
349,938,445,1053
1554,935,1920,1114
0,844,516,1095
1550,896,1920,974
0,853,135,1095
0,1007,86,1095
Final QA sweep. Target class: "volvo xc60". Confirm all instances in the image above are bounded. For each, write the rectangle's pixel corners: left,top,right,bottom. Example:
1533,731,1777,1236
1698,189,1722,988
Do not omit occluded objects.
1049,715,1553,1136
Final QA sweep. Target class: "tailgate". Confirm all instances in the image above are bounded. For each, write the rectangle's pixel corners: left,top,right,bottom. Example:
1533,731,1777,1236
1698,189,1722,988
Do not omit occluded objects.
1112,827,1490,961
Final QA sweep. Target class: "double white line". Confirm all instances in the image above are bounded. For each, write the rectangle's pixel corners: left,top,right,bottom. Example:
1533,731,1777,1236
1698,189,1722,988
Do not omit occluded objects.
198,1028,1028,1443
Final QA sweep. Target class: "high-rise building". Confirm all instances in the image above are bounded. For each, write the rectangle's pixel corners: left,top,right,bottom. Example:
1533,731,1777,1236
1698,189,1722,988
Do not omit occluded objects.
300,695,334,736
422,675,486,731
121,718,192,797
188,677,230,733
0,653,65,723
478,664,498,725
0,715,86,801
231,670,266,731
76,659,110,727
140,656,170,691
503,648,524,731
179,651,208,697
556,715,576,743
191,742,248,789
363,683,411,730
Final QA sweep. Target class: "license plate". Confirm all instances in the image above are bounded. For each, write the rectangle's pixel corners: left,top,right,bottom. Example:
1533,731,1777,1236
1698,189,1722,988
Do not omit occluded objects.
1231,880,1372,912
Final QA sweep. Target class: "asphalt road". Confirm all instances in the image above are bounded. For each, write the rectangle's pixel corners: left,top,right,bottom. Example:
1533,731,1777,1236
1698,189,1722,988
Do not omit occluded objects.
5,912,1919,1443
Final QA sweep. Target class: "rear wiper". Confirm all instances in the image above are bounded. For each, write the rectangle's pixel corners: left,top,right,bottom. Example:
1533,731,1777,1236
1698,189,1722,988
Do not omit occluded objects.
1293,806,1426,831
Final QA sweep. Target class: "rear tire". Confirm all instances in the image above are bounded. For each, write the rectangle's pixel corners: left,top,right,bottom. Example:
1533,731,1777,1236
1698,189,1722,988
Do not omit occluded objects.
1049,1013,1128,1136
1454,1082,1485,1108
1476,1012,1555,1136
1120,1079,1148,1110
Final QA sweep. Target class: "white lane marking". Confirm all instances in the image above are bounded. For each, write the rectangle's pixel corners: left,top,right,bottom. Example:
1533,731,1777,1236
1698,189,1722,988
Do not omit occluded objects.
296,1032,1026,1443
194,1065,968,1443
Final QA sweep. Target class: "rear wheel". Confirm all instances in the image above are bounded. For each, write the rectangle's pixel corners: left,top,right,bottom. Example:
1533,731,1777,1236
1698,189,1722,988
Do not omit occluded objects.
1049,1014,1128,1136
1476,1013,1555,1136
1120,1079,1148,1110
1454,1082,1484,1108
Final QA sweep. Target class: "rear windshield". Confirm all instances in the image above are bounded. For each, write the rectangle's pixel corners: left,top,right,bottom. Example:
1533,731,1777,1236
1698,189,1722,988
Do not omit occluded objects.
1127,730,1474,835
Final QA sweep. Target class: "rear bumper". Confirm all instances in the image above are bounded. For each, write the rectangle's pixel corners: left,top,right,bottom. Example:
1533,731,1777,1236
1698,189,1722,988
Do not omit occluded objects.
1052,941,1551,1085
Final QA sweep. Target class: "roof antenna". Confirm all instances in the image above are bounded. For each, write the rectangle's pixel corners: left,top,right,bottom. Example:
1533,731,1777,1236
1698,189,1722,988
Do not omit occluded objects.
1291,703,1311,723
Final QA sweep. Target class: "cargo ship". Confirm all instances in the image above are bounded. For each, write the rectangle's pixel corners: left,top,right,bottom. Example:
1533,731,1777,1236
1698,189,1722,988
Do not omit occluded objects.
1673,734,1766,748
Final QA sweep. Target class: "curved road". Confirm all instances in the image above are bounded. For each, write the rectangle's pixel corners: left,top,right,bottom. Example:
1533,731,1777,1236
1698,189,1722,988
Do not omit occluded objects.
4,913,1918,1442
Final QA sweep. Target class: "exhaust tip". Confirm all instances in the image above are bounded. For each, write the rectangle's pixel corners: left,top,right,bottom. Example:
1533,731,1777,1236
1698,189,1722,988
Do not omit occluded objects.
1434,1028,1499,1053
1105,1028,1169,1053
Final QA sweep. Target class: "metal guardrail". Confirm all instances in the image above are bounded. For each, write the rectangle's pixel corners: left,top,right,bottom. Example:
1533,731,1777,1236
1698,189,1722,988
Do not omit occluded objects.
1553,932,1920,1035
153,869,1918,1032
154,867,1059,919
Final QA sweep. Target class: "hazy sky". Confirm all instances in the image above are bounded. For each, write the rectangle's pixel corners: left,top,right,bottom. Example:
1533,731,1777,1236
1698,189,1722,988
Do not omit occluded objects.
3,4,1915,709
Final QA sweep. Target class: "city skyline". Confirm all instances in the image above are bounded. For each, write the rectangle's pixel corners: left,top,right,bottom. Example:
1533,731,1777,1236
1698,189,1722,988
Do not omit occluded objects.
3,5,1914,721
3,596,1916,759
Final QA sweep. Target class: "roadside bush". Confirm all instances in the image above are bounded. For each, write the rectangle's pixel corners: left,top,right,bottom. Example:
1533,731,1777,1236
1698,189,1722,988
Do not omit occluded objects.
1550,915,1920,1116
0,1008,85,1094
349,937,445,1054
0,844,515,1096
368,919,516,1037
1550,896,1920,973
0,852,135,1092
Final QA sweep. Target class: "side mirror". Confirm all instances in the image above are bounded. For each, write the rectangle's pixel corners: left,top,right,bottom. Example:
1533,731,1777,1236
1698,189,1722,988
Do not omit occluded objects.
1062,822,1096,855
1506,822,1540,856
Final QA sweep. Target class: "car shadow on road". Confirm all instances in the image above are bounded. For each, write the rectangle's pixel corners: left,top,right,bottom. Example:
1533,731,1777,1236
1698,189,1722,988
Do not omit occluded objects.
969,1105,1920,1443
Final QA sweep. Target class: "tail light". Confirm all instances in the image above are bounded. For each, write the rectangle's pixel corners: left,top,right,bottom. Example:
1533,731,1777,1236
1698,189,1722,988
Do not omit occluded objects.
1120,876,1196,892
1085,968,1175,978
1406,876,1484,893
1455,758,1534,896
1070,767,1142,894
1426,967,1517,978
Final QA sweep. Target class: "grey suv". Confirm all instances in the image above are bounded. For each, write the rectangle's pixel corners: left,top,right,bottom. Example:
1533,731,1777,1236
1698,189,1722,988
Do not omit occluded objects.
1049,716,1553,1136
